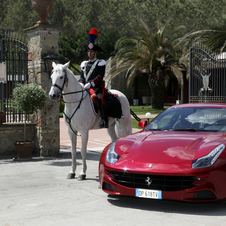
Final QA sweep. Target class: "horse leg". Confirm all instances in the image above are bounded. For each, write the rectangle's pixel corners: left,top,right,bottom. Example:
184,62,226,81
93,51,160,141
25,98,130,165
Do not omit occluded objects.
107,121,118,141
119,117,132,137
118,117,132,137
67,128,77,179
78,130,88,180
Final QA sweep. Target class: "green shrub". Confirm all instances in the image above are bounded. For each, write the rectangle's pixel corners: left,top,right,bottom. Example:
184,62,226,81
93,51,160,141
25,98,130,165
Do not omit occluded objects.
13,83,46,142
59,101,65,113
13,83,46,114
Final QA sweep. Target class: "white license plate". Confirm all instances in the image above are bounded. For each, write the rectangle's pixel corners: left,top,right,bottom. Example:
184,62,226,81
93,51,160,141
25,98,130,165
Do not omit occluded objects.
135,188,162,199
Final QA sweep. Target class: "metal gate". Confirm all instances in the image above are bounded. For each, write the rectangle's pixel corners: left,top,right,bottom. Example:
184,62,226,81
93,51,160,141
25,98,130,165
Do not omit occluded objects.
189,45,226,103
0,30,29,122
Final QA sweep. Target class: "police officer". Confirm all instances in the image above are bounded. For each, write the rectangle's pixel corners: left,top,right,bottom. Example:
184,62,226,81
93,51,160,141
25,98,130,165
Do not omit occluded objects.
79,28,108,128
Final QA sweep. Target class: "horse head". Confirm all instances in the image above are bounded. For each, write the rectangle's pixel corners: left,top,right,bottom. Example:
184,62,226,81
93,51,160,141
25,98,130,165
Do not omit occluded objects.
49,61,70,101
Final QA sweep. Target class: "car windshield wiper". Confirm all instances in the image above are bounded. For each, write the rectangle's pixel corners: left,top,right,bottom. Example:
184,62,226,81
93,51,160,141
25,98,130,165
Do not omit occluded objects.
146,128,163,131
171,128,198,132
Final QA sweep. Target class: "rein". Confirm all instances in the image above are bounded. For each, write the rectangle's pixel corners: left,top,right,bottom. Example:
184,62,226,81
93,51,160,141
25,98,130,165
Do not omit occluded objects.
51,69,87,135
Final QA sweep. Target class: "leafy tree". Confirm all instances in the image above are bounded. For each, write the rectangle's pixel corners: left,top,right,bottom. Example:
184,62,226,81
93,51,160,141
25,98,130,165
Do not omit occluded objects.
57,0,142,64
0,0,13,24
1,1,225,84
1,0,226,75
107,19,183,109
1,0,37,30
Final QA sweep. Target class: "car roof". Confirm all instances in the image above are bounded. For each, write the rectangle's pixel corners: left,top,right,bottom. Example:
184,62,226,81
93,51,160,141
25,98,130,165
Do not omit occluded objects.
169,103,226,109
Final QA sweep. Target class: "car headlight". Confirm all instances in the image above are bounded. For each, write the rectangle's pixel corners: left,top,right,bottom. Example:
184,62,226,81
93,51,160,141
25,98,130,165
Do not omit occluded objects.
192,143,225,169
106,140,120,164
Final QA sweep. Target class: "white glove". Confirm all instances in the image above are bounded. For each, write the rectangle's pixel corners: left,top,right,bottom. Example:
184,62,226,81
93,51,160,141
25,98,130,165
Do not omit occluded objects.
84,83,91,89
79,82,84,88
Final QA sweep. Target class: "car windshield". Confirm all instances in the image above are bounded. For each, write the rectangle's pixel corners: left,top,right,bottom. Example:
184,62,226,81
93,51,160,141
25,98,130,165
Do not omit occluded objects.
144,107,226,133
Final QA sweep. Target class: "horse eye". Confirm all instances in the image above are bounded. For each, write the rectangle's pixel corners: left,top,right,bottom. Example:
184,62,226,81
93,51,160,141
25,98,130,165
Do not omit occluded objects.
60,75,64,79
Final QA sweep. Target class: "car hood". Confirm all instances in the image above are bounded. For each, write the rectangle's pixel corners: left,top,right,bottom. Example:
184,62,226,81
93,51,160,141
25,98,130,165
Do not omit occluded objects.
116,131,226,164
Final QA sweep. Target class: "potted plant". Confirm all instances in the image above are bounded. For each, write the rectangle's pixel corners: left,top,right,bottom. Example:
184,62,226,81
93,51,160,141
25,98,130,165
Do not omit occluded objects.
12,83,46,160
0,111,5,125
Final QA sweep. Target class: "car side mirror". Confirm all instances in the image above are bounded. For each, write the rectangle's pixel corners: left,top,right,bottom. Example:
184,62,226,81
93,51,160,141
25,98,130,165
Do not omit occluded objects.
138,120,148,128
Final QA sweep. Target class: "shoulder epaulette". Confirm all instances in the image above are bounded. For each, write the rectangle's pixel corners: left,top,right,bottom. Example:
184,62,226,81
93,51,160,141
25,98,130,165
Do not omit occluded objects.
98,60,106,66
80,61,88,70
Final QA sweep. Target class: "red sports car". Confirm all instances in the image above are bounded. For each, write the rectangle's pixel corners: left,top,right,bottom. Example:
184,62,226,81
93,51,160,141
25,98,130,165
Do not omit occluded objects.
99,103,226,202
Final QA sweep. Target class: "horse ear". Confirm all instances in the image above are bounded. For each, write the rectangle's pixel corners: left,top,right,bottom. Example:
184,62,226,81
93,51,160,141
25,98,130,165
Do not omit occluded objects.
63,61,70,70
52,61,57,68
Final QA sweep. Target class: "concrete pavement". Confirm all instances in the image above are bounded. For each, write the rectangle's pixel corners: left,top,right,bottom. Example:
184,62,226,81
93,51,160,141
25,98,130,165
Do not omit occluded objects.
1,149,226,226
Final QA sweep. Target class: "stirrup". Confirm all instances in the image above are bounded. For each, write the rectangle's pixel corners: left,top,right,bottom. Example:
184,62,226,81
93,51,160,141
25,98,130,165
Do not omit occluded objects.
100,120,108,128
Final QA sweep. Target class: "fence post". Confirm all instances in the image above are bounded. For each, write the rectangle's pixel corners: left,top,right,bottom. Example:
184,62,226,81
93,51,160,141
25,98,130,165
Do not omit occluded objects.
25,25,59,157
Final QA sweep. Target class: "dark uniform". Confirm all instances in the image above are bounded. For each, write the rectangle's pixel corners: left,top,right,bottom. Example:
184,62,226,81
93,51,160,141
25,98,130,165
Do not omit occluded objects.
79,58,108,128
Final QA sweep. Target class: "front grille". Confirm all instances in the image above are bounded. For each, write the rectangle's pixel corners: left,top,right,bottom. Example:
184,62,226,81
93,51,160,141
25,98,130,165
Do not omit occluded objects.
111,171,196,191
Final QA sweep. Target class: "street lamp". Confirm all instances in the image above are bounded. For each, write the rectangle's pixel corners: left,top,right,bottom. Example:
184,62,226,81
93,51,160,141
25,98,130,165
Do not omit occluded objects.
43,53,59,75
145,112,152,123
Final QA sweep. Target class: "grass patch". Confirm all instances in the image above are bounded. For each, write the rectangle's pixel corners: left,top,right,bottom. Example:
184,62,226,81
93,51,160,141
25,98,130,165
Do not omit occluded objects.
130,106,167,128
130,105,168,115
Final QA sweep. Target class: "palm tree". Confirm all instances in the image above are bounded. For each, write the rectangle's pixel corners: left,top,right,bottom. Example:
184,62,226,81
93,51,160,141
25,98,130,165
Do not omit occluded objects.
178,19,226,54
106,19,183,109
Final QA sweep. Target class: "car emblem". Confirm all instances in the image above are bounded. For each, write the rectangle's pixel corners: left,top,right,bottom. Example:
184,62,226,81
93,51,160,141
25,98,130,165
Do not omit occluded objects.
149,164,152,168
145,177,152,187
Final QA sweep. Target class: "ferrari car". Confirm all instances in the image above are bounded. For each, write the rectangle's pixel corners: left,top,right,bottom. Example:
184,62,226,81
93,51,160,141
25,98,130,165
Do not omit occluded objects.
99,103,226,202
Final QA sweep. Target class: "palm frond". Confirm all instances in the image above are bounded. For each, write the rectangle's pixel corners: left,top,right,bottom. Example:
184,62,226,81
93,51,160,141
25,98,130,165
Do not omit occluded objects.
108,18,185,89
126,68,137,87
169,64,183,86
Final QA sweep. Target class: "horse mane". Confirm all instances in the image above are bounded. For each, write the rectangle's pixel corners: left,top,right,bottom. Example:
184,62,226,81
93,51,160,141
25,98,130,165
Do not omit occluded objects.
65,67,80,85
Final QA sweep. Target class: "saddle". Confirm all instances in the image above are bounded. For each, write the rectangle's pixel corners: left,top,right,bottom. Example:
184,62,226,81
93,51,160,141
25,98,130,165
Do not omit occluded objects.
88,87,122,119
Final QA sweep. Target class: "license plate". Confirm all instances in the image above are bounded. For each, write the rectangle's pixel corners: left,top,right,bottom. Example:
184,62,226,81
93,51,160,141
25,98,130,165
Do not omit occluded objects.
135,189,162,199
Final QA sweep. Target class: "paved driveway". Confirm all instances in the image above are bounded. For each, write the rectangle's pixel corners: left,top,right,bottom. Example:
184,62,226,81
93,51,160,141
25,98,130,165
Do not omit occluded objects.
1,148,226,226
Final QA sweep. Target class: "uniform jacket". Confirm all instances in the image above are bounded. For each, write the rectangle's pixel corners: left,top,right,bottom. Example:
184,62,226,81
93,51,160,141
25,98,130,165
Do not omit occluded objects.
79,59,106,88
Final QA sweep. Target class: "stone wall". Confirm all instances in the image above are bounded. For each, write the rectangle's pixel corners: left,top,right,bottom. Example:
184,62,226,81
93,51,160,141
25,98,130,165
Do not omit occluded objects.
0,123,37,156
26,25,60,157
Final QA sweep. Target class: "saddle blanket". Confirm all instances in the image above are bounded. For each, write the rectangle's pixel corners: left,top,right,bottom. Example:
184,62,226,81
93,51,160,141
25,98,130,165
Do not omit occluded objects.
104,91,122,119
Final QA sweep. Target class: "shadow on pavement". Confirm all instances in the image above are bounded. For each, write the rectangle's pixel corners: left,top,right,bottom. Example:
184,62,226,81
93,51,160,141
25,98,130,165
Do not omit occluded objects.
0,149,101,165
107,195,226,216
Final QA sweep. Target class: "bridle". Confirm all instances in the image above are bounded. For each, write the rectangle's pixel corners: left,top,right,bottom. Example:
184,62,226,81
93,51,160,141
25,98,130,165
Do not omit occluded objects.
51,69,88,101
51,69,88,135
52,69,86,98
51,70,68,93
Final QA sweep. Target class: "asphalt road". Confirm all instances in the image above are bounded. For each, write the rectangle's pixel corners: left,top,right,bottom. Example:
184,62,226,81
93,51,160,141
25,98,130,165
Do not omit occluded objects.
1,147,226,226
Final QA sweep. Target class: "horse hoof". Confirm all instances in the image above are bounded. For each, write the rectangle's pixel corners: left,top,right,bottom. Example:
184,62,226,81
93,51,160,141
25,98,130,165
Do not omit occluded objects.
78,174,86,181
67,173,75,179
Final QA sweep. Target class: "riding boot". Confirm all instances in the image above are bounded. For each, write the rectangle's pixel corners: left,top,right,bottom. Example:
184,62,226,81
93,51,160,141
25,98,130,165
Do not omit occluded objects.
99,103,108,128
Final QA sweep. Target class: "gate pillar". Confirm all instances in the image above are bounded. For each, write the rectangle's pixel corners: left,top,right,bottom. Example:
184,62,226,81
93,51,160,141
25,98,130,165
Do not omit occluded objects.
26,25,59,157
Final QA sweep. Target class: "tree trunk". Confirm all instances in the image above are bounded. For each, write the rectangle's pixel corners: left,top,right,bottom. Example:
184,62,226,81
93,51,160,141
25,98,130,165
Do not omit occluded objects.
148,68,164,109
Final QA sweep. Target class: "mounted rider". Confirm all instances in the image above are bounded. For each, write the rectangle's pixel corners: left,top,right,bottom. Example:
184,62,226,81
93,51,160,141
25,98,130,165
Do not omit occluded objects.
78,28,108,128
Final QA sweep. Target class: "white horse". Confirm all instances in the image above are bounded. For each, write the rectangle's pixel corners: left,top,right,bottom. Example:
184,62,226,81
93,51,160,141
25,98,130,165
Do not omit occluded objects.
49,62,132,180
